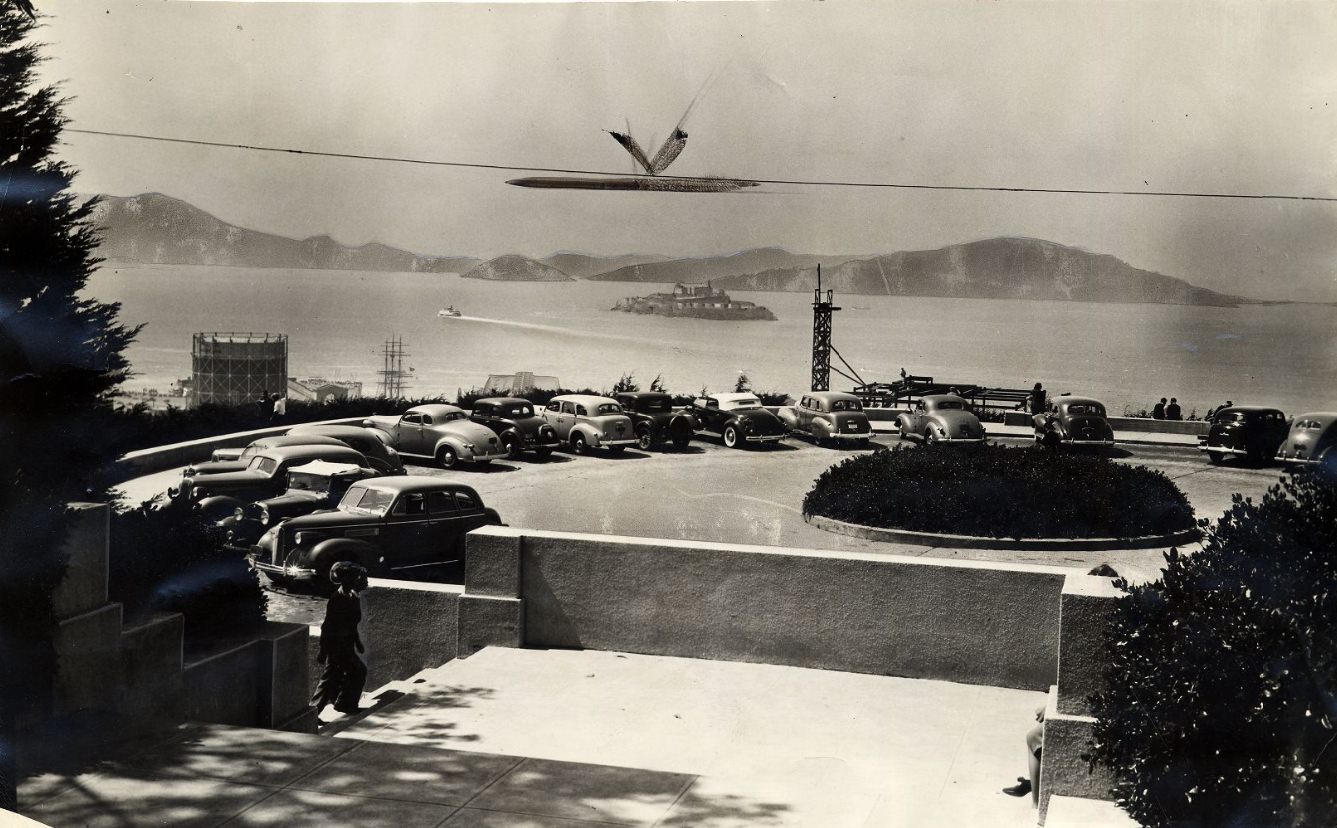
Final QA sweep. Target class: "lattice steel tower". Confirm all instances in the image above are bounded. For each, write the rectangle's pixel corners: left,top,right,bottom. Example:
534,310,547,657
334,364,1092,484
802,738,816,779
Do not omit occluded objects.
810,264,841,391
375,335,411,398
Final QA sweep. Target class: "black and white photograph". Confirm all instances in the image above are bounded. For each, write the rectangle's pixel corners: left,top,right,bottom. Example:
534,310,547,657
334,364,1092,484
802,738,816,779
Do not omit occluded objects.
3,0,1336,825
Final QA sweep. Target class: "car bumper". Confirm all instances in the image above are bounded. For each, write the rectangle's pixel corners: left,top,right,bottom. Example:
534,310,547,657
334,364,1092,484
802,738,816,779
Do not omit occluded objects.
1277,455,1319,465
745,434,787,443
1199,444,1248,456
247,555,318,582
466,445,510,461
826,432,871,442
939,436,987,444
1068,438,1115,446
597,437,639,447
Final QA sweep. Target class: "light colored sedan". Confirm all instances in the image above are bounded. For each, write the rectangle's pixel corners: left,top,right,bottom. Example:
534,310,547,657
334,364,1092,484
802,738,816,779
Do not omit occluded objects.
364,404,507,468
778,391,872,447
897,394,987,446
542,394,637,455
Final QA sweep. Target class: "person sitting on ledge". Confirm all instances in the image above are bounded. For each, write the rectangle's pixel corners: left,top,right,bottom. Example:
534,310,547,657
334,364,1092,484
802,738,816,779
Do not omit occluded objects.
1152,398,1166,420
1003,705,1045,804
1165,397,1183,420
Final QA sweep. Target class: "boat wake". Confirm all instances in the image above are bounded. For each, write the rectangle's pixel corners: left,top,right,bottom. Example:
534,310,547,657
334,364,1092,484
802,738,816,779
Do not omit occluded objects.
444,314,649,346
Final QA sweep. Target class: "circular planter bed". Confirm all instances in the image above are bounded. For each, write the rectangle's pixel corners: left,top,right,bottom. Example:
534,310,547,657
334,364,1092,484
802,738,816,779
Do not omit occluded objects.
804,444,1197,548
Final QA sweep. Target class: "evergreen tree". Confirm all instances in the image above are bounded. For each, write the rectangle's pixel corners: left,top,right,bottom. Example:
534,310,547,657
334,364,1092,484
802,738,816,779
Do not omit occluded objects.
0,7,138,808
734,372,751,393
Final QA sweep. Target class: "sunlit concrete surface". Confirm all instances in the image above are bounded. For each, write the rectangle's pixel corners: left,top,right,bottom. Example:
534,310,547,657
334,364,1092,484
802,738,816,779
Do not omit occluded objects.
337,647,1054,827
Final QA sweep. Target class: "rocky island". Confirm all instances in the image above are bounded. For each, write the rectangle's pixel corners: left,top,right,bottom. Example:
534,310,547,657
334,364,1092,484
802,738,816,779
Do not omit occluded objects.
612,283,776,321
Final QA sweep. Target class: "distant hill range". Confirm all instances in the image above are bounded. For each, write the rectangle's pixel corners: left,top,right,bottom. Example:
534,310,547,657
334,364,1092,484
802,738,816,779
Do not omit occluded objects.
711,238,1249,307
93,193,1249,305
92,193,481,273
462,255,573,282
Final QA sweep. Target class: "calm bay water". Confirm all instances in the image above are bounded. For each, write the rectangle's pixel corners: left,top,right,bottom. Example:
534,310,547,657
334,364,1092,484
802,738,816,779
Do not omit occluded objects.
87,263,1337,416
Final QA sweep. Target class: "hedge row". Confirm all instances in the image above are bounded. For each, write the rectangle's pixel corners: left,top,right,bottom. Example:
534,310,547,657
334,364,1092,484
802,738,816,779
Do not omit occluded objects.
802,444,1195,539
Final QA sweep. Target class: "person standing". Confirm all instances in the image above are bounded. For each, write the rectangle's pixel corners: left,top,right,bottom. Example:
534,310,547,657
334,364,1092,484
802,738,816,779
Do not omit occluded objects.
271,392,287,423
312,561,369,718
1165,398,1183,421
1152,398,1167,420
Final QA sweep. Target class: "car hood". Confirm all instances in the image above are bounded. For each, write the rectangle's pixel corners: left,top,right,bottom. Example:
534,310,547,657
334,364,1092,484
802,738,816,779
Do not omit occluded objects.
188,459,248,475
364,415,399,430
732,408,787,430
280,508,370,531
1279,429,1324,454
506,415,552,434
189,469,268,488
1208,421,1250,444
254,490,325,515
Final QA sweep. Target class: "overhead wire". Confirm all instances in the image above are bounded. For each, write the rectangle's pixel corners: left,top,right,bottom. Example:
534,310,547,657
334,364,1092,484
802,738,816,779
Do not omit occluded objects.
66,128,1337,204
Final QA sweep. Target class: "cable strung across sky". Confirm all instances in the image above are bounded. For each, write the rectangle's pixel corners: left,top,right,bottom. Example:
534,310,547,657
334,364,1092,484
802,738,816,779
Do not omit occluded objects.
67,128,1337,204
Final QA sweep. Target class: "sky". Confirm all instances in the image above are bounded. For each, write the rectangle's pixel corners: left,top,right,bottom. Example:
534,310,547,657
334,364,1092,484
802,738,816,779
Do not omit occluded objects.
39,0,1337,301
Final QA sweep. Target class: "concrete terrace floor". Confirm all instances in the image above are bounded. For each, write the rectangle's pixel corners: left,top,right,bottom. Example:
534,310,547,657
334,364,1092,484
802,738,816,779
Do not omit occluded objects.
19,648,1054,828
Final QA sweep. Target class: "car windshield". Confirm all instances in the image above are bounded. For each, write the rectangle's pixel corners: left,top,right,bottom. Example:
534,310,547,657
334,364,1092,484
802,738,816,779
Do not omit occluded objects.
722,397,762,411
933,400,965,411
287,472,330,494
1299,420,1323,430
248,456,278,474
238,446,260,461
504,404,534,418
1067,403,1105,416
339,485,395,516
831,399,862,411
1219,411,1248,424
638,398,670,412
440,411,466,422
597,403,623,415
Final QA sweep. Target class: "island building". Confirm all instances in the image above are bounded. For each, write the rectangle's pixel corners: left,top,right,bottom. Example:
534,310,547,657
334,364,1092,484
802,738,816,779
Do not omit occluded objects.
613,282,776,320
190,332,288,407
482,371,562,396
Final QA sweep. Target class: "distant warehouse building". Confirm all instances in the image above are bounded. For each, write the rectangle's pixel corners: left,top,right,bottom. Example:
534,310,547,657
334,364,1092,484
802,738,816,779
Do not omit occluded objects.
482,371,561,395
191,332,287,407
287,377,363,403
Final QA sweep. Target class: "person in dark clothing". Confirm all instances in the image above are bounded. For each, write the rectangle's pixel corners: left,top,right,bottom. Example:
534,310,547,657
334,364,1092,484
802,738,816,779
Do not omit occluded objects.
1027,382,1046,416
1152,398,1166,420
1003,705,1045,804
312,561,368,718
1165,398,1183,420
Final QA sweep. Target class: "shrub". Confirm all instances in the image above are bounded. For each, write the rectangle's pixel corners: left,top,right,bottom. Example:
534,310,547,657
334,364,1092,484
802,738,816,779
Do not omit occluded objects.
1090,469,1337,827
109,498,266,643
803,444,1194,539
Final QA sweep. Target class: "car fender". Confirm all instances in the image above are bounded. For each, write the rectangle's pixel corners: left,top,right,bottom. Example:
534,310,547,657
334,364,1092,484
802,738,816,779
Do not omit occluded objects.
195,495,245,522
776,407,800,429
668,413,694,435
432,434,471,459
308,538,377,573
896,414,917,435
811,417,834,439
573,422,603,446
497,426,523,446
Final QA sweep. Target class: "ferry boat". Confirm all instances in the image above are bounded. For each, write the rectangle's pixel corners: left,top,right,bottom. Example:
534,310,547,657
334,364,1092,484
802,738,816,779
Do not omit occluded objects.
437,306,462,318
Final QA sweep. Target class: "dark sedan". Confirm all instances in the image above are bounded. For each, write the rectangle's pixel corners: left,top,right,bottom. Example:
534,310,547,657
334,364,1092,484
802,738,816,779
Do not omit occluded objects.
469,397,561,459
686,393,788,449
1200,406,1288,465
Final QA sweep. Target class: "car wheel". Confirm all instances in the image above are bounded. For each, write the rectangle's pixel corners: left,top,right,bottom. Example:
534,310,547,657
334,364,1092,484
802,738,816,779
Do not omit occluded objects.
436,445,458,468
925,429,940,447
571,433,588,455
635,426,654,451
723,424,741,449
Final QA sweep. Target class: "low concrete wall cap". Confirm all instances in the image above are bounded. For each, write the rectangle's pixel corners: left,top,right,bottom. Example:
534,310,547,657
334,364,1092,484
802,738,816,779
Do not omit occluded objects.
807,513,1201,552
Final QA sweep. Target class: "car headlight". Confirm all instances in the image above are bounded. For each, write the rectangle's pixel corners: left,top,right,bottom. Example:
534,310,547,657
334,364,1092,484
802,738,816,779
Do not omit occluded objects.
386,447,399,457
233,507,245,520
259,507,271,526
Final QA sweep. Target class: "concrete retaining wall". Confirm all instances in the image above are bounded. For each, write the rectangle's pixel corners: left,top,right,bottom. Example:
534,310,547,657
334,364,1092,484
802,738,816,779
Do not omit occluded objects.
466,526,1071,691
362,579,463,690
114,416,365,479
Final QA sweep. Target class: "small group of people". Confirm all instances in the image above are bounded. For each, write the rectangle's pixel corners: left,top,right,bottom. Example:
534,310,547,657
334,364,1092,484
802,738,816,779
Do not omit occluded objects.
1205,400,1235,422
1150,397,1183,420
256,390,287,423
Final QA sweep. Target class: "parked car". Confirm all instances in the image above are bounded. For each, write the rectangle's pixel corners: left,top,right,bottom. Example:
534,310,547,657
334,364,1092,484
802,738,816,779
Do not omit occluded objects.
1276,412,1337,468
1199,405,1289,464
247,476,502,588
190,434,348,476
364,404,508,468
895,394,985,446
541,394,638,455
217,459,381,549
468,397,561,459
172,444,371,520
285,424,406,474
686,392,788,449
1033,395,1116,449
780,391,873,447
614,391,695,451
